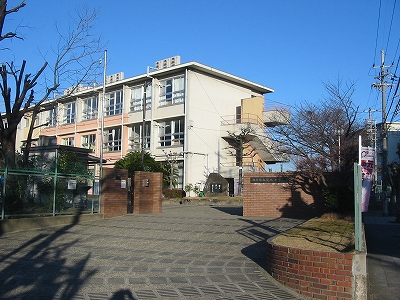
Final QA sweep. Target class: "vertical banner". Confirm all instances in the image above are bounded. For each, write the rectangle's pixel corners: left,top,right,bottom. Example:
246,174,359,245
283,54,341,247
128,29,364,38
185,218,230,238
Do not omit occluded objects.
360,146,375,212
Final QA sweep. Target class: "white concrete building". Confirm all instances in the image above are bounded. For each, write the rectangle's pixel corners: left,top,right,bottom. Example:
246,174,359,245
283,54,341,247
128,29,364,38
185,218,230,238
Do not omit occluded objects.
16,57,289,194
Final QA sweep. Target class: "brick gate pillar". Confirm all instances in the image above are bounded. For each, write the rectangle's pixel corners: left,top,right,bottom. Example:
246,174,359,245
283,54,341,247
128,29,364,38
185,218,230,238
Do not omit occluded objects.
101,168,129,218
133,171,162,214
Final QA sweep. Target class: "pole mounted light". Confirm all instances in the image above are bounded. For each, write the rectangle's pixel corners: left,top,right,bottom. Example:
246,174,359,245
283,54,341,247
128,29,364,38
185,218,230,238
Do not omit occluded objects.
141,81,151,171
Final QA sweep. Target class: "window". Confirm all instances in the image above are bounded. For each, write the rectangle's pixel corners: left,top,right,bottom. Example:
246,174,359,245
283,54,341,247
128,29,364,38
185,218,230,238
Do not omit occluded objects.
62,137,74,146
159,118,184,147
129,122,150,151
104,127,121,152
130,85,152,112
83,96,98,120
82,134,96,151
48,107,58,127
105,90,123,116
63,102,76,124
159,76,185,106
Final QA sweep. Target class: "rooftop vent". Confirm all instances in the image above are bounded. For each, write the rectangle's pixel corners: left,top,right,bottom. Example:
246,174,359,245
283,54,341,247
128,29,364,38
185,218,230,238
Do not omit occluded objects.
155,56,180,70
106,72,124,84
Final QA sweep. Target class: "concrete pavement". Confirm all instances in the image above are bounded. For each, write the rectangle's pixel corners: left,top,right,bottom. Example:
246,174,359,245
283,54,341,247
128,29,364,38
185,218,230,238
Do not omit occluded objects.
364,210,400,300
0,204,307,300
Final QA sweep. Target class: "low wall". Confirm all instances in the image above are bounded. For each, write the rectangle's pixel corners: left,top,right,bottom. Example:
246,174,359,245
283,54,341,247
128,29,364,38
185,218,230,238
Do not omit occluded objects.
266,237,367,299
0,213,104,234
243,172,326,218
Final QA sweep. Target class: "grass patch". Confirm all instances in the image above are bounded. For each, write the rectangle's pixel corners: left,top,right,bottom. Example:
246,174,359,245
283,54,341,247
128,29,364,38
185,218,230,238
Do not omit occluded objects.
273,213,355,253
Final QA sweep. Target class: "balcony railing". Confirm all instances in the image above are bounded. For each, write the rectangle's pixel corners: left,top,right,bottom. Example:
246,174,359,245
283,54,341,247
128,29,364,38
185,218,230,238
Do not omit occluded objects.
221,113,265,129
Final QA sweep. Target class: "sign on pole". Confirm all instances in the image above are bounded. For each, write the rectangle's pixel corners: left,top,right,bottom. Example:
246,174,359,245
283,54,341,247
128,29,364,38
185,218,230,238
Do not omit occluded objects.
360,147,374,212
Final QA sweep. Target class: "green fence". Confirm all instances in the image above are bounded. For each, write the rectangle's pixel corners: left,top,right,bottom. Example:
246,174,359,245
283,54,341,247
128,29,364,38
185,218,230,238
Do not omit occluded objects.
0,163,100,220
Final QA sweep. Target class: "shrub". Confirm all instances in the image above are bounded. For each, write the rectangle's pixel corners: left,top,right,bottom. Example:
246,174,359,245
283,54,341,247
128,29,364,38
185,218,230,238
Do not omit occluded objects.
323,185,354,213
163,189,186,199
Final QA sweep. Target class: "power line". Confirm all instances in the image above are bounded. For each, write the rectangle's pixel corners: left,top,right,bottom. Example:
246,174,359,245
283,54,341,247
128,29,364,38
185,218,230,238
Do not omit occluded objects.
373,0,383,65
384,0,397,56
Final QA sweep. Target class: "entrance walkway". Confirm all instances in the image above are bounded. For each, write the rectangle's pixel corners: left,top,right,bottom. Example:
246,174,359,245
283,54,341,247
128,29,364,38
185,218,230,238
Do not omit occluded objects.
0,205,307,300
363,210,400,300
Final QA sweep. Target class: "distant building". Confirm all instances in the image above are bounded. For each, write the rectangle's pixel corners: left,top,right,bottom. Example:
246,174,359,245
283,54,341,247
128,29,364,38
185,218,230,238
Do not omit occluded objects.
376,122,400,184
15,56,289,194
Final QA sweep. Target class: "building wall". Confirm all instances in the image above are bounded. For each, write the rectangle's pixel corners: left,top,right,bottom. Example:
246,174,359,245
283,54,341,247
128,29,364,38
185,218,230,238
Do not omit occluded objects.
241,96,264,121
184,70,264,187
243,172,326,218
15,62,274,191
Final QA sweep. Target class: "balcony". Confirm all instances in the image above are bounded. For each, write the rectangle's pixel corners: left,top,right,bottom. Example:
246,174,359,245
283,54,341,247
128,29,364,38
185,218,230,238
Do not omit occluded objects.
220,113,289,163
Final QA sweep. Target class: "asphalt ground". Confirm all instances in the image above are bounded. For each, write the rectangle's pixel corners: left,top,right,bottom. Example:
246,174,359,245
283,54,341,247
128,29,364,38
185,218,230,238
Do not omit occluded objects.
0,204,307,300
364,210,400,300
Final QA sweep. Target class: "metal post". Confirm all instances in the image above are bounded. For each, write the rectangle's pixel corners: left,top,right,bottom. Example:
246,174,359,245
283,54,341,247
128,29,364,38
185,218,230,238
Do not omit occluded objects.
354,162,363,251
99,50,107,214
53,148,58,217
91,164,96,214
141,81,148,171
381,51,388,216
1,156,8,220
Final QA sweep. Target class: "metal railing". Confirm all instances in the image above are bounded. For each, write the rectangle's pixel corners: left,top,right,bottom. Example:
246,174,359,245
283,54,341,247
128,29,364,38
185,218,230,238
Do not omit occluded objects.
0,163,100,220
220,113,265,129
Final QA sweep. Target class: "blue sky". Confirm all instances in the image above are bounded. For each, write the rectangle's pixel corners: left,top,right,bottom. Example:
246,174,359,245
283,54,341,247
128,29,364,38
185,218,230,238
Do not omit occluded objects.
2,0,399,123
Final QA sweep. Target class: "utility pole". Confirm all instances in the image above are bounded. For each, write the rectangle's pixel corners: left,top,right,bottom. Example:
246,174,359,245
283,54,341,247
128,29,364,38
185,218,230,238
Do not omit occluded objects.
373,50,394,216
364,108,378,183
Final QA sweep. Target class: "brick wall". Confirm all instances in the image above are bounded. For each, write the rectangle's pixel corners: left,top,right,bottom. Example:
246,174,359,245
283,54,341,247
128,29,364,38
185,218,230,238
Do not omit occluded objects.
266,238,353,299
101,168,129,218
243,172,326,218
133,171,162,214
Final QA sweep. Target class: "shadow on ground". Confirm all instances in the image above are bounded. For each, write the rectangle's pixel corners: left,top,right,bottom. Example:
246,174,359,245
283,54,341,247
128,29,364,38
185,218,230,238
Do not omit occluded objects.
212,206,243,216
0,214,138,299
365,223,400,259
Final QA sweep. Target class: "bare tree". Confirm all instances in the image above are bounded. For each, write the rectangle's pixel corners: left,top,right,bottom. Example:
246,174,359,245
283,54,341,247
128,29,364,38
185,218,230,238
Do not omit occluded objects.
272,78,364,176
0,1,26,44
223,124,257,195
0,3,103,166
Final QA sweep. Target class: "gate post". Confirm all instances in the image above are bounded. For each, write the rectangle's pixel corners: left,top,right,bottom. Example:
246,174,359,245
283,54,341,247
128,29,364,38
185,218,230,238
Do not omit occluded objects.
101,168,129,218
133,171,162,214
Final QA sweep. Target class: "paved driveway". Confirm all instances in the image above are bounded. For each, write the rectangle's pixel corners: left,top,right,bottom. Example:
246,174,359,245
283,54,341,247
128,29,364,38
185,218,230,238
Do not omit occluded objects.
0,205,305,300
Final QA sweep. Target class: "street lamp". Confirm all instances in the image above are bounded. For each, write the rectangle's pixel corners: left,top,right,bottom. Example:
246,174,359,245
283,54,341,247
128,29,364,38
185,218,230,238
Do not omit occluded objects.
141,81,151,171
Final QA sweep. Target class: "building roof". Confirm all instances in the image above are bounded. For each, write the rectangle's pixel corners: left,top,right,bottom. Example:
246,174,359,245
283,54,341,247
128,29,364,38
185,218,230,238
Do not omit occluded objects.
29,145,105,164
48,61,274,103
145,61,275,94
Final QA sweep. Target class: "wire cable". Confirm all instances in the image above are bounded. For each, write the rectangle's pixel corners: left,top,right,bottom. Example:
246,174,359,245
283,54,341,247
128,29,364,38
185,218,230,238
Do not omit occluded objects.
373,0,383,66
384,0,397,56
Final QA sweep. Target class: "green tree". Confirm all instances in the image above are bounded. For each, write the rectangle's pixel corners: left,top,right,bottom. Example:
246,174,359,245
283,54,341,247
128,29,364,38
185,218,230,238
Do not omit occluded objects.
115,151,165,177
37,151,92,212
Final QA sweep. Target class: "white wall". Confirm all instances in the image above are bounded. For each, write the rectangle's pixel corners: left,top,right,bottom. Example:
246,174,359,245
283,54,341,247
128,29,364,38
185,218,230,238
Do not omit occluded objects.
184,69,264,187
